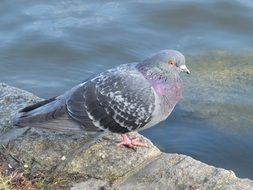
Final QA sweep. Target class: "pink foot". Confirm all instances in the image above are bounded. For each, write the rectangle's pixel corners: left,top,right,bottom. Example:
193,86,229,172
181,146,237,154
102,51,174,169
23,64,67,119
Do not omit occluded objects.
117,134,148,149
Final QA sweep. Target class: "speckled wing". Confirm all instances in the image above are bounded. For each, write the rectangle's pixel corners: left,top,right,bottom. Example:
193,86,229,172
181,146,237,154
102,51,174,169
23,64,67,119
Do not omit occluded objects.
66,64,156,133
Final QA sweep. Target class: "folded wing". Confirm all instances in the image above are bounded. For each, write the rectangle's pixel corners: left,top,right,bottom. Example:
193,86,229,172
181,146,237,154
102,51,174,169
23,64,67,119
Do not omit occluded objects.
67,64,156,133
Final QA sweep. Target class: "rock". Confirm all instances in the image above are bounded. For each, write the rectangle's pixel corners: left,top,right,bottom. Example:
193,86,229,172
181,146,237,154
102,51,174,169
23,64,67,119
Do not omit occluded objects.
71,178,107,190
6,130,160,187
0,83,42,143
0,83,160,189
0,83,253,190
119,153,253,190
0,82,42,131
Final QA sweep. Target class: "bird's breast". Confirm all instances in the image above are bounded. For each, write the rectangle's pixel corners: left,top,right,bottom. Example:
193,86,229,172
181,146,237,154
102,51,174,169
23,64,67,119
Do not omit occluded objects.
151,78,182,120
152,79,182,102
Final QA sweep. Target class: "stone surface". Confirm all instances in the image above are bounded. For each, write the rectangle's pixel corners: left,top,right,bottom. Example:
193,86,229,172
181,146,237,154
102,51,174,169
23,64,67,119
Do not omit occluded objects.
0,83,253,190
0,83,160,189
0,83,42,143
70,179,107,190
0,82,42,131
119,153,253,190
6,130,160,187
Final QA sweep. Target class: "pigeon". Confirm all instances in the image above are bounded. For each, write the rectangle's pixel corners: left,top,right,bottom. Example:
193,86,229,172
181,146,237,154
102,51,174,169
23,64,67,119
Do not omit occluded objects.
14,50,190,148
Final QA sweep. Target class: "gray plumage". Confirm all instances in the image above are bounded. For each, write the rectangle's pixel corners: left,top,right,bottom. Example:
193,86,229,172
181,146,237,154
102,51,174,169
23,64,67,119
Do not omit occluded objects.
14,50,190,134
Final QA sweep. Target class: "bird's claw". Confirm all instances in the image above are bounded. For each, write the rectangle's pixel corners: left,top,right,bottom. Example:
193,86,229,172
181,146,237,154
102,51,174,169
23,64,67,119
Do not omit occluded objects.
117,135,149,149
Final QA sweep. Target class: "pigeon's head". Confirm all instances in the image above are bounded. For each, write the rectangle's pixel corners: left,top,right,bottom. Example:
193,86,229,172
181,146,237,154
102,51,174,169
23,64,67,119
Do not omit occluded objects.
140,50,190,75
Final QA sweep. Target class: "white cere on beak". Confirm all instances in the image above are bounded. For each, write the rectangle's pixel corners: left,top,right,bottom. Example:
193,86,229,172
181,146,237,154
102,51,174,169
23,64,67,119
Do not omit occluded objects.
179,65,190,74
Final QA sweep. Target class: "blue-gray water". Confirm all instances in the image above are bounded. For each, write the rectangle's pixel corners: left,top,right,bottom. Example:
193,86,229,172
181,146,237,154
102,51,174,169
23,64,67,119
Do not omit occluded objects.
1,0,253,179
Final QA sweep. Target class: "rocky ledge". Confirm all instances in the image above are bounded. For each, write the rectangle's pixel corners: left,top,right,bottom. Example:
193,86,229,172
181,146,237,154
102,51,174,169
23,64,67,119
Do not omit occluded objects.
0,83,252,190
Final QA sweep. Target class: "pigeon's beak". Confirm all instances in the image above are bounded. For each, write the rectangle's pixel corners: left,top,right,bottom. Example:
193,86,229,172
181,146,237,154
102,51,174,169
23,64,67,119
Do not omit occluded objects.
179,65,190,74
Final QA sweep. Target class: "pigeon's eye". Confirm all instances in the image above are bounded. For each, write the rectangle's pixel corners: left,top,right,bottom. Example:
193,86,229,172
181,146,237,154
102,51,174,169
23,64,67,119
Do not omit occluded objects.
168,60,175,65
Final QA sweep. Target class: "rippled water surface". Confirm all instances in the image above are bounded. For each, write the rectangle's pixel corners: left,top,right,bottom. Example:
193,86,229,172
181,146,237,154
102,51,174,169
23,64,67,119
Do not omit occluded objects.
1,0,253,179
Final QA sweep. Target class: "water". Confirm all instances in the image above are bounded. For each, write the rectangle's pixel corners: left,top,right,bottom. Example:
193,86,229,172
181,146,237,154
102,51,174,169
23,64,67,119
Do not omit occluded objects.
0,0,253,179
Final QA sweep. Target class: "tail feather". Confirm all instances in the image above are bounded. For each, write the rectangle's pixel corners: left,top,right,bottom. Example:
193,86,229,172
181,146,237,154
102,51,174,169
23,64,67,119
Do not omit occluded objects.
14,97,63,125
20,115,84,132
13,97,84,132
19,97,57,113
